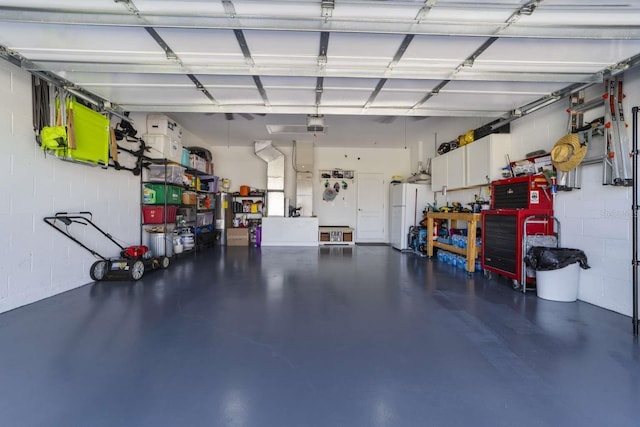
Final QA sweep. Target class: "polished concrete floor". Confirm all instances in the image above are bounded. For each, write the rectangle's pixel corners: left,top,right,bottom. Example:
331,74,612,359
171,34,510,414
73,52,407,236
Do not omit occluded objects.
0,245,638,427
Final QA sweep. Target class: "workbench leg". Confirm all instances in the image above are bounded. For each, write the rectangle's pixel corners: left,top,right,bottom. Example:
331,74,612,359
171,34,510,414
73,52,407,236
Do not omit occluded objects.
466,219,477,273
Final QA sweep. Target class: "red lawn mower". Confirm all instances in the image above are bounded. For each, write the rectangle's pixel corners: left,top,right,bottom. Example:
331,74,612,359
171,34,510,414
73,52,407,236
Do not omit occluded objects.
44,212,170,281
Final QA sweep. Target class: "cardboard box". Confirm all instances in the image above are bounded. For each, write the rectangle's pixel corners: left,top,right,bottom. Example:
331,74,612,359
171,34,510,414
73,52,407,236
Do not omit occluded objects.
227,228,249,246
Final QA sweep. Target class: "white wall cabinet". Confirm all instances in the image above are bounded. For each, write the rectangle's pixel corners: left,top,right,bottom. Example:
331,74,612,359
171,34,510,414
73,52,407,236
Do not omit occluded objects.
447,147,466,189
430,154,447,191
465,134,512,187
430,146,467,191
431,134,512,192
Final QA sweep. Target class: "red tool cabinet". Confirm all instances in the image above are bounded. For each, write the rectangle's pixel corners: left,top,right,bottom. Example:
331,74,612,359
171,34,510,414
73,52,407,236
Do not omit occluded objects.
482,175,557,290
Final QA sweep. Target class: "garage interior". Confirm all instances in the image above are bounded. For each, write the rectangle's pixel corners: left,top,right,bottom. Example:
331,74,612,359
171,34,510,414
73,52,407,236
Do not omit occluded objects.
1,1,640,425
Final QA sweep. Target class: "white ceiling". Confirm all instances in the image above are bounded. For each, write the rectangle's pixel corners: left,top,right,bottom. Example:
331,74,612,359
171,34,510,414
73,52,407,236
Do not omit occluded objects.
1,0,640,146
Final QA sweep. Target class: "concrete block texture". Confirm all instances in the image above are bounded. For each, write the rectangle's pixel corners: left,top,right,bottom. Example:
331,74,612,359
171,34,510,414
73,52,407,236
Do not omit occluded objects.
0,59,140,314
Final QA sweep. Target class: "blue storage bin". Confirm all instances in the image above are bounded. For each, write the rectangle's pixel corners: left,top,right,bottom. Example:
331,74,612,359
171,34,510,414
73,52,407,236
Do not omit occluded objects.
181,147,190,167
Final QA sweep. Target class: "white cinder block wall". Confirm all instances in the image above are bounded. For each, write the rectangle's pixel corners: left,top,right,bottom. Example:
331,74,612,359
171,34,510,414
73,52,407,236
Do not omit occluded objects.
0,61,140,314
509,66,640,316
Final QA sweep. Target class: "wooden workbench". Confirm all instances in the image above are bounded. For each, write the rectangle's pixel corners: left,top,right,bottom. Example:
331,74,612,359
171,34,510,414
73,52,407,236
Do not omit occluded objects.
426,212,482,273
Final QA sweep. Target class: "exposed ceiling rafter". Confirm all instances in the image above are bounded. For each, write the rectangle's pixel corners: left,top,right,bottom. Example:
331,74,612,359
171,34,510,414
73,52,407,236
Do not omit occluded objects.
412,37,498,109
318,31,329,67
415,0,438,23
1,6,639,39
113,0,142,16
143,27,220,106
412,80,450,110
187,74,217,104
233,29,255,67
253,75,271,107
221,0,237,18
316,31,330,106
21,60,603,83
458,37,498,70
230,24,270,107
315,77,324,106
118,103,504,117
498,0,543,34
363,34,414,110
412,0,539,110
363,79,388,110
145,27,181,63
389,34,415,70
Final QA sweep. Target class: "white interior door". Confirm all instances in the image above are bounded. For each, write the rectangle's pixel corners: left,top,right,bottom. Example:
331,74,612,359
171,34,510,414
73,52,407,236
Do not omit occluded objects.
356,173,386,242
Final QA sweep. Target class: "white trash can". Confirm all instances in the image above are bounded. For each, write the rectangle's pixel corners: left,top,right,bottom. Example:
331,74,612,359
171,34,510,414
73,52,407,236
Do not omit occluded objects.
536,263,580,302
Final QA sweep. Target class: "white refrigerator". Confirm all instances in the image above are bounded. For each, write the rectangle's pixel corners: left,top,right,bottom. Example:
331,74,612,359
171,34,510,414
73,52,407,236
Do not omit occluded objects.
390,183,433,250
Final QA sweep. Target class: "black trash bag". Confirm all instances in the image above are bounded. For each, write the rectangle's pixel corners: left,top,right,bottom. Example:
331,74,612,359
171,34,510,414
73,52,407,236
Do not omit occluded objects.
525,246,590,271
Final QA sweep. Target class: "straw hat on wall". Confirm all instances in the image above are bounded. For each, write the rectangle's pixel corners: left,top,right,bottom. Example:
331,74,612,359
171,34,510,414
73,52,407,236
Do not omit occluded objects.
551,133,587,172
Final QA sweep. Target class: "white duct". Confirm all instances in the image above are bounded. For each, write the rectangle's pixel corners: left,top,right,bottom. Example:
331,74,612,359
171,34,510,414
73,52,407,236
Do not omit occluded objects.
255,140,285,216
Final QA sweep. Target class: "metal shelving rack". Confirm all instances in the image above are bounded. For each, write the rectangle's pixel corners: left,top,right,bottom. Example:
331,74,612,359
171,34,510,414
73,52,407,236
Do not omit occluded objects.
179,168,218,252
231,191,266,246
141,158,179,259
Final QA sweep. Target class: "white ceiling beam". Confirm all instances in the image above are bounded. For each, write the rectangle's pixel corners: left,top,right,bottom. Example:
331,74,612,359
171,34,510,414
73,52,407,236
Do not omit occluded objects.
29,61,603,83
365,34,415,108
119,103,503,117
113,0,141,17
415,0,438,23
1,9,639,39
497,0,542,35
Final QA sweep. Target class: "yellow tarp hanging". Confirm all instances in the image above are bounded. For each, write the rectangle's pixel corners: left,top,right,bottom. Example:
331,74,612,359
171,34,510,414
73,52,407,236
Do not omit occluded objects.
65,98,110,166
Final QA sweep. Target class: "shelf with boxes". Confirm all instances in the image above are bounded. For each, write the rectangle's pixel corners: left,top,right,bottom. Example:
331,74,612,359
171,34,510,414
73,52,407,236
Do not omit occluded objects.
184,145,214,176
318,226,354,245
231,191,266,246
232,191,266,218
142,162,184,227
142,115,184,165
141,120,213,176
141,160,183,258
141,160,220,254
141,115,218,253
178,169,219,250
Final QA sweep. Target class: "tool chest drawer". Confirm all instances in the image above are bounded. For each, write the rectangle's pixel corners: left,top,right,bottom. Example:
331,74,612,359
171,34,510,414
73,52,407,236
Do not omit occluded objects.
481,209,554,281
482,214,518,274
491,175,553,210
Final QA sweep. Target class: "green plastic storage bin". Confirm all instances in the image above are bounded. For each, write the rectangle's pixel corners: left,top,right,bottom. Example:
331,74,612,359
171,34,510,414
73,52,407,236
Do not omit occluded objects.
144,184,183,205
